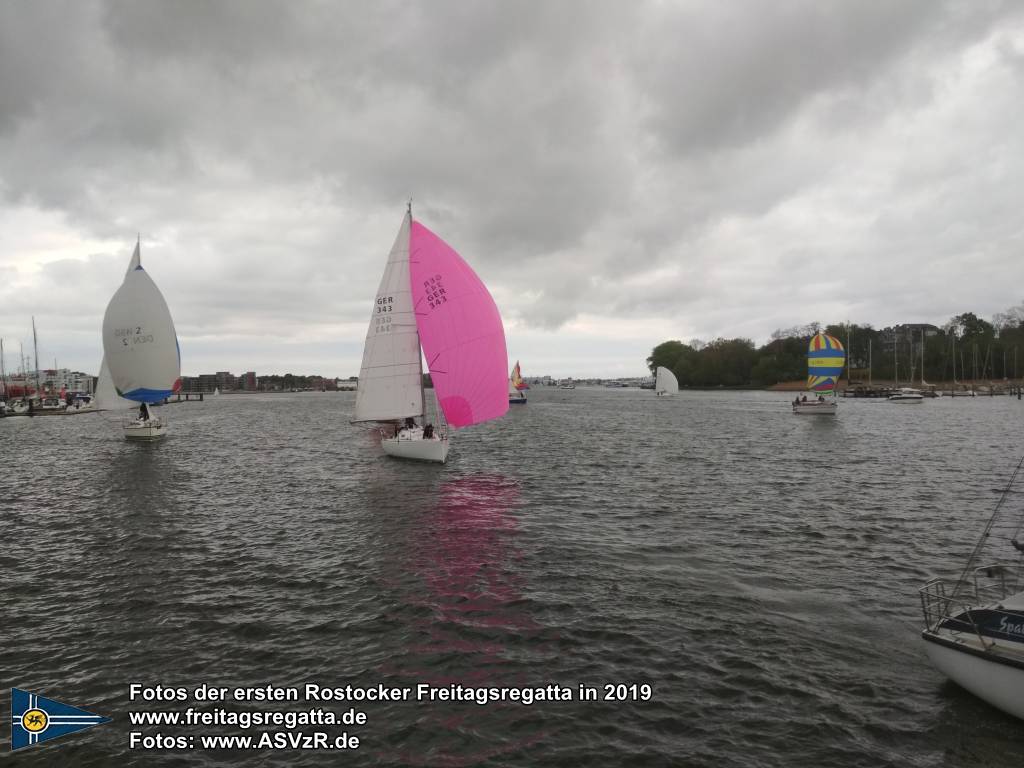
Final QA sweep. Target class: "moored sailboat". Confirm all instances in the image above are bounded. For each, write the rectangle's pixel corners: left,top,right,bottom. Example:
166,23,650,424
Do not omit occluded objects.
919,457,1024,720
792,333,845,415
101,240,181,440
353,206,508,463
888,387,924,403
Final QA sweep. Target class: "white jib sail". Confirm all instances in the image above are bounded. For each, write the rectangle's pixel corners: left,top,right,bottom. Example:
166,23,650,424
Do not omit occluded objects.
101,242,181,404
655,366,679,395
354,212,424,422
93,355,136,411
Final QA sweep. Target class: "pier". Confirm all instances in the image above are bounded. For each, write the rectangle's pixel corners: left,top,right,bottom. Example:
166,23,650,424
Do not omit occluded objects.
841,381,1024,398
167,392,205,403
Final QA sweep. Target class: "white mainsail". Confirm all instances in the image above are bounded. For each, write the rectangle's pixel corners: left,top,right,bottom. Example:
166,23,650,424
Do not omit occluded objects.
655,366,679,395
101,241,181,403
354,212,424,422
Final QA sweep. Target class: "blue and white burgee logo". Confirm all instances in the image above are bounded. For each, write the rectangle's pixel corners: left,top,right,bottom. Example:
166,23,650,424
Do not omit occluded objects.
11,688,111,751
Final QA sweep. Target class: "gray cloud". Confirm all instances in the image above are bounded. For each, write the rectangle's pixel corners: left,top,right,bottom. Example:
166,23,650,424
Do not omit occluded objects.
2,1,1024,378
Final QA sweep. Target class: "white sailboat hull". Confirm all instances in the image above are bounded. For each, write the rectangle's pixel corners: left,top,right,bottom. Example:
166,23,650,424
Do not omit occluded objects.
381,433,449,463
123,418,167,441
922,632,1024,720
889,387,924,402
792,401,837,415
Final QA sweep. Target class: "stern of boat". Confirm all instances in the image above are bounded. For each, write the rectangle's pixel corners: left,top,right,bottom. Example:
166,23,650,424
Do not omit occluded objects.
122,416,167,441
380,430,450,463
919,565,1024,720
792,401,837,415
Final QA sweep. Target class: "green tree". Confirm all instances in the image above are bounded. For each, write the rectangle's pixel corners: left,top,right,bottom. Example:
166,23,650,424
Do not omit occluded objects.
946,312,995,342
647,340,695,375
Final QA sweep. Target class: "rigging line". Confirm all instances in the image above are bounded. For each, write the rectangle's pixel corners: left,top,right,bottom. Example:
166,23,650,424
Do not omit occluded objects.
952,454,1024,601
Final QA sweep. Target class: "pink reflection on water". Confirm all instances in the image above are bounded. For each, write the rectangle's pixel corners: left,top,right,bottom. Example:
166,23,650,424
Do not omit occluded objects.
376,474,550,765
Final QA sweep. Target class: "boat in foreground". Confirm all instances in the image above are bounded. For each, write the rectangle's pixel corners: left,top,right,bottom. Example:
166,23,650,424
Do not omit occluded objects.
381,422,449,462
792,398,838,415
122,403,167,441
793,333,845,415
101,240,182,440
353,205,508,463
919,457,1024,720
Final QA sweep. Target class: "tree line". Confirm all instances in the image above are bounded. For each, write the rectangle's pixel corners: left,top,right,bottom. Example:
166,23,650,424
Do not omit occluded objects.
647,305,1024,388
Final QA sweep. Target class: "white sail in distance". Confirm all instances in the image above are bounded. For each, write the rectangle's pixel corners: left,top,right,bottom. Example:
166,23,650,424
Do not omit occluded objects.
655,366,679,395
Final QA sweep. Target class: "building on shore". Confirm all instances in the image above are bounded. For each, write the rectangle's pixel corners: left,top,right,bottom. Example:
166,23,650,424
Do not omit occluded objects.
879,323,941,353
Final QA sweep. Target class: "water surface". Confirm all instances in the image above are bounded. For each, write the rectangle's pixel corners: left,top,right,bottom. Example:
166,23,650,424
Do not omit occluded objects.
2,388,1024,766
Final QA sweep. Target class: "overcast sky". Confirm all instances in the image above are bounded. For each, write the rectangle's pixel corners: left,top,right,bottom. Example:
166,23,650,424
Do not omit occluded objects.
2,1,1023,379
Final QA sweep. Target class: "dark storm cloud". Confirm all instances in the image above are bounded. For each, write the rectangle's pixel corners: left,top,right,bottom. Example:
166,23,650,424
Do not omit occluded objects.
1,1,1023,376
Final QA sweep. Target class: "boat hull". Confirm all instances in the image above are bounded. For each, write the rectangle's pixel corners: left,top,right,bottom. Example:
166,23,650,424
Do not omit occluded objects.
792,401,837,415
509,397,527,405
381,434,450,463
922,631,1024,720
123,419,167,441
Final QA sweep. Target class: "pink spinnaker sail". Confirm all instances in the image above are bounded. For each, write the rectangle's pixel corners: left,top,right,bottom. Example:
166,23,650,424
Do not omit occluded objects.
409,221,509,428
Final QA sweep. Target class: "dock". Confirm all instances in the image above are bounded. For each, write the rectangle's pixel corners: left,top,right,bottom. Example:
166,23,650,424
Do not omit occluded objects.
842,382,1024,398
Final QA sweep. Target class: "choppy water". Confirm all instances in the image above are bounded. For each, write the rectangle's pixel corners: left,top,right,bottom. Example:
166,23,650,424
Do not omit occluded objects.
3,388,1024,767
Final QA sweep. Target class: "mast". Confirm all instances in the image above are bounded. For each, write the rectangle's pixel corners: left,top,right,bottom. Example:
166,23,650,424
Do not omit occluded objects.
952,335,957,384
894,337,898,388
868,339,872,385
32,317,40,402
411,200,426,424
0,338,6,399
846,323,851,389
921,328,925,385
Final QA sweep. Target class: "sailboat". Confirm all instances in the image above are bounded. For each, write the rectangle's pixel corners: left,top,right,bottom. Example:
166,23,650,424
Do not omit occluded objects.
353,206,508,463
101,240,181,440
920,457,1024,720
919,328,940,397
888,338,923,403
508,361,528,405
654,366,678,396
792,333,845,415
